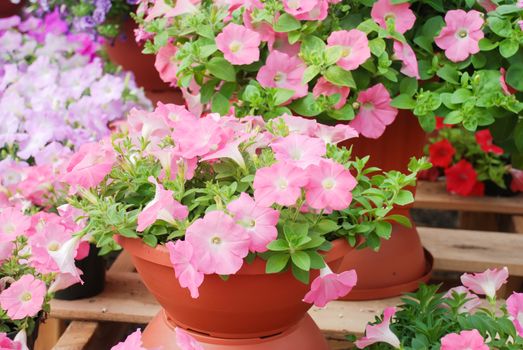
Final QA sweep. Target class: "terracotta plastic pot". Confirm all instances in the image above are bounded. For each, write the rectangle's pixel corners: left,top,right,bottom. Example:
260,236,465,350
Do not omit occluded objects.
54,244,106,300
0,1,23,17
118,236,351,339
105,20,172,92
141,311,328,350
337,110,433,300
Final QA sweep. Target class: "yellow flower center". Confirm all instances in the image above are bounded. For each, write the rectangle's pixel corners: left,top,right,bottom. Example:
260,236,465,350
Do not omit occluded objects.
322,178,336,190
47,242,60,252
277,178,288,190
21,292,32,302
229,41,242,53
458,29,468,38
342,46,352,57
211,236,222,245
274,72,284,82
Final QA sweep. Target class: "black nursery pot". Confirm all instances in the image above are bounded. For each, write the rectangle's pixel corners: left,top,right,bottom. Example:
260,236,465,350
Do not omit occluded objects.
54,244,106,300
7,318,40,350
484,174,519,197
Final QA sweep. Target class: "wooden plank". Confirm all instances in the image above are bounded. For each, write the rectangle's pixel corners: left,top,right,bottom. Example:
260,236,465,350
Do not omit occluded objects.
513,216,523,234
35,318,66,350
419,227,523,276
50,272,159,324
52,321,98,350
310,298,400,339
109,252,134,273
415,181,523,214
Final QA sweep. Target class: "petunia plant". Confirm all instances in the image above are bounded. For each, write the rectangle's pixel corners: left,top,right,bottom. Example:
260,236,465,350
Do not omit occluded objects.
27,0,139,38
0,13,150,208
353,267,523,349
0,204,89,345
422,122,523,196
134,0,425,139
62,103,429,306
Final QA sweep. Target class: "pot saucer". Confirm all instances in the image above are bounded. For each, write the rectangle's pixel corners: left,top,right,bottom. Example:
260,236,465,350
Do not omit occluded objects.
341,249,433,301
141,311,329,350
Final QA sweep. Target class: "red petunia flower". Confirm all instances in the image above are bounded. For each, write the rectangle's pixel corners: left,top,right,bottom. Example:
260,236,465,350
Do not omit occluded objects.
445,160,481,196
429,139,456,168
435,116,453,130
417,167,440,182
475,130,504,155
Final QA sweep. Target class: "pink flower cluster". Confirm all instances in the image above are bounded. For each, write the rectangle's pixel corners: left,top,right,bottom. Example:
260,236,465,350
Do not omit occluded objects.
355,267,520,349
67,102,360,306
0,204,88,321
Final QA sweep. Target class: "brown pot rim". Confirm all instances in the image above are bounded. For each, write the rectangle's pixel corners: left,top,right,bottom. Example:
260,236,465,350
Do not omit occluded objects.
342,249,434,301
117,235,351,275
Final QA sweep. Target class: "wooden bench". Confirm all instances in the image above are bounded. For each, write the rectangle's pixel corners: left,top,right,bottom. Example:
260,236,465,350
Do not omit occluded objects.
42,226,523,349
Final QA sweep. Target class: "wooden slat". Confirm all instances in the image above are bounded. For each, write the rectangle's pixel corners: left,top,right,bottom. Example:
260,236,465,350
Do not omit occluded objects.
52,321,98,350
415,181,523,214
513,216,523,234
419,227,523,276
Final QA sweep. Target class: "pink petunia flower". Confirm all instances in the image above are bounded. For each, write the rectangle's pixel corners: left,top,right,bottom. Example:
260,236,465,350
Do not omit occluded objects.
137,177,188,232
355,307,401,349
0,241,14,263
166,240,204,299
460,267,509,299
155,102,197,127
0,332,21,350
349,84,398,139
271,134,326,169
371,0,416,34
477,0,497,12
175,327,204,350
507,292,523,337
216,23,261,65
111,329,147,350
0,207,31,243
444,286,482,314
312,77,350,110
253,162,308,207
509,168,523,192
268,33,301,56
440,330,488,350
48,271,83,294
327,30,370,71
154,43,179,86
500,68,516,95
227,193,279,253
185,211,250,275
278,114,318,135
282,0,318,18
171,116,228,159
61,141,116,192
127,108,170,142
0,275,46,320
29,221,73,274
257,51,307,100
305,159,357,211
435,10,484,63
243,10,274,43
303,266,357,307
294,0,328,21
314,124,358,145
48,235,84,282
393,40,420,78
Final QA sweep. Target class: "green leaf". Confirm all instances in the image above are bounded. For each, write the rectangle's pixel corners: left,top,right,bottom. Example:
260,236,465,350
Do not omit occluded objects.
206,57,236,82
291,251,311,271
499,39,519,58
302,65,321,84
506,64,523,91
307,251,326,269
119,228,138,238
267,239,290,252
399,77,418,96
142,234,157,247
266,253,290,273
394,190,414,206
291,264,309,284
324,66,357,88
478,38,498,51
385,214,412,228
437,65,460,84
274,13,301,33
444,110,463,124
289,94,323,116
211,93,230,115
515,121,523,153
391,94,416,109
301,35,327,58
369,38,386,57
273,88,295,105
283,222,310,243
450,88,472,104
315,220,340,234
375,221,392,239
324,46,343,65
487,17,512,37
327,103,355,121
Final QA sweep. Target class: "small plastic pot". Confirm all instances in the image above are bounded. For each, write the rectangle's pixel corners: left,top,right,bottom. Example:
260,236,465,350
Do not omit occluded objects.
54,244,106,300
